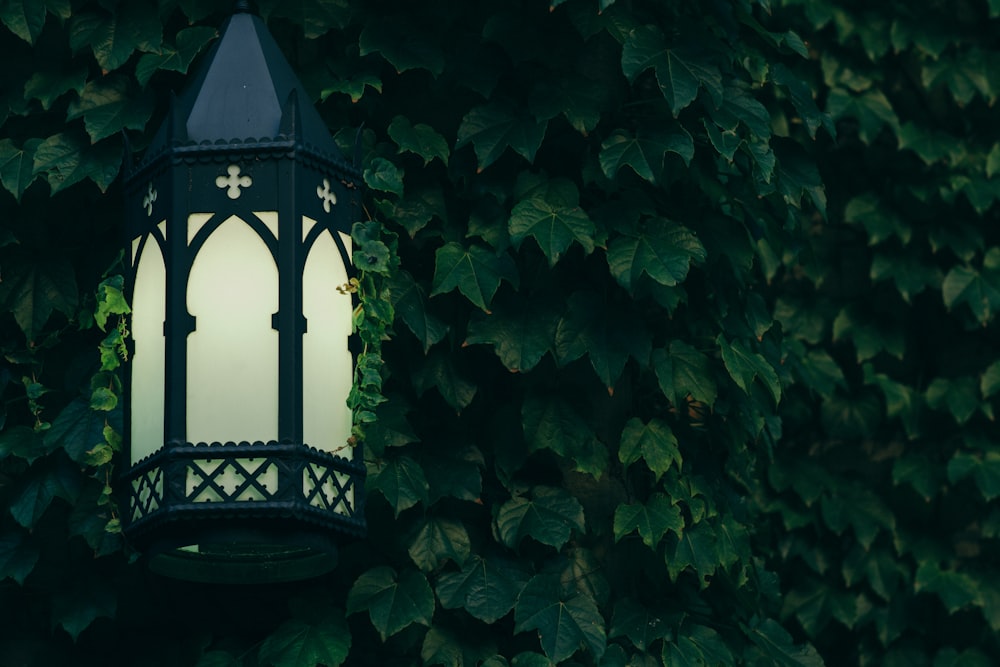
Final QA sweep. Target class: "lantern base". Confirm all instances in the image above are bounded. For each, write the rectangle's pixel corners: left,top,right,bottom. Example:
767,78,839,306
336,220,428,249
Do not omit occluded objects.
148,542,337,584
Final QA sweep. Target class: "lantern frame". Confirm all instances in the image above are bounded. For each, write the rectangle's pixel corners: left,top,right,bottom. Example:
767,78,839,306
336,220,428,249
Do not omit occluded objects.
118,5,366,583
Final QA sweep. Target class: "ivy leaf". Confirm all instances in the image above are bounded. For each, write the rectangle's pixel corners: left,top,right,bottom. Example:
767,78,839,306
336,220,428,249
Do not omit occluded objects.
772,63,834,139
436,555,532,624
368,455,429,517
66,76,154,144
10,462,80,529
0,138,40,201
0,531,38,584
609,599,669,653
51,576,116,641
0,426,48,464
43,398,110,465
412,349,477,412
514,574,606,663
33,132,121,193
430,242,518,312
521,393,607,478
529,74,606,135
407,516,470,572
0,0,46,44
718,335,781,403
346,566,434,640
942,264,1000,325
652,342,718,408
743,618,824,667
466,294,559,372
421,627,497,667
363,157,404,197
69,7,162,72
607,219,706,291
389,271,447,352
621,25,722,116
320,72,382,103
618,418,681,481
457,102,548,171
388,116,450,166
134,26,218,86
613,494,683,549
600,127,694,183
23,65,88,111
826,88,899,144
359,22,444,75
0,255,78,343
925,377,980,425
258,609,351,667
981,360,1000,399
662,624,734,666
555,291,652,392
508,182,596,265
496,486,585,550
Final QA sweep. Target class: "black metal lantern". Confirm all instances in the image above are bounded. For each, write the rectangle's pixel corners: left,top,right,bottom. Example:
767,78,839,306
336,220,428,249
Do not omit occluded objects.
119,3,365,583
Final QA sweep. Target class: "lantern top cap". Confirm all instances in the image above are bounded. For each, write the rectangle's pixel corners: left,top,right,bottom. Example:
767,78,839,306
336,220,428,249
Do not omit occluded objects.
140,6,349,169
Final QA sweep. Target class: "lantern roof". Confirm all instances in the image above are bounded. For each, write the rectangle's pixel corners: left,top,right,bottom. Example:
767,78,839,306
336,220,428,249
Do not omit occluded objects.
138,3,350,173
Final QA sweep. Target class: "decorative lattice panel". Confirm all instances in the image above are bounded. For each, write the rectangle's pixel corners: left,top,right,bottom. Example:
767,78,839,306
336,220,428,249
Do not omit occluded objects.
130,466,164,521
185,457,279,503
303,462,354,516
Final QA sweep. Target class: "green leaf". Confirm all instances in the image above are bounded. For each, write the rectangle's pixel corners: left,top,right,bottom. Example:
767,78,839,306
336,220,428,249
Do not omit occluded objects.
664,520,718,585
412,349,477,412
529,74,606,135
258,609,351,667
51,576,116,641
621,26,722,116
982,360,1000,399
607,219,706,291
914,562,979,613
346,566,434,640
0,255,78,342
407,516,470,571
942,264,1000,325
135,26,217,86
718,335,781,403
496,486,585,550
457,102,548,171
742,618,824,667
363,157,404,197
772,63,834,139
389,271,447,352
618,418,681,481
388,116,449,166
613,494,683,549
436,555,531,624
599,127,694,183
43,398,110,465
921,51,993,106
0,531,39,584
521,393,607,478
662,624,734,667
925,377,980,425
421,626,496,667
359,22,444,75
69,7,162,72
0,0,46,44
368,455,429,517
509,182,596,265
514,574,606,663
33,131,121,193
320,72,382,103
466,294,558,372
195,652,240,667
652,342,718,408
430,242,518,311
555,291,652,392
0,426,47,464
609,599,669,653
826,88,899,144
0,138,40,201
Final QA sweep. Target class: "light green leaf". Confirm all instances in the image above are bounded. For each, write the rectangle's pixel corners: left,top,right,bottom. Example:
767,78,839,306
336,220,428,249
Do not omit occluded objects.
388,116,449,166
258,609,351,667
718,335,781,403
496,486,585,550
521,393,606,478
621,26,721,116
407,516,470,572
618,418,681,481
367,455,429,517
652,342,718,408
607,219,706,291
509,182,596,265
0,0,46,44
599,127,694,183
436,555,531,624
613,494,683,548
514,574,606,663
346,566,434,640
430,242,518,311
457,102,548,171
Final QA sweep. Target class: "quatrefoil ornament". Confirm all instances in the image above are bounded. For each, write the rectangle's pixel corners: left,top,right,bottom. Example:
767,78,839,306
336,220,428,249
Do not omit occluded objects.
143,182,157,216
316,178,337,213
216,165,252,199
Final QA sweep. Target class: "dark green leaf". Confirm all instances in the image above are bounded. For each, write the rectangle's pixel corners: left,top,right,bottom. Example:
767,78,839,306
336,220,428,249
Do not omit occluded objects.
421,626,496,667
457,102,548,171
521,392,606,478
496,486,585,550
0,0,46,44
359,22,444,75
51,577,116,641
0,256,78,342
368,455,429,516
390,270,447,352
742,618,824,667
662,624,734,667
69,7,162,72
388,116,450,166
599,127,694,183
320,73,382,103
0,425,48,463
0,531,38,584
609,599,669,653
466,294,558,372
613,494,683,549
0,138,39,201
258,609,351,667
412,349,477,412
135,26,217,86
364,157,404,197
618,418,681,481
718,335,781,403
652,342,718,408
621,26,722,116
407,516,470,571
509,181,596,265
346,566,434,640
436,555,532,624
430,242,518,311
606,219,706,291
514,574,606,663
914,562,979,613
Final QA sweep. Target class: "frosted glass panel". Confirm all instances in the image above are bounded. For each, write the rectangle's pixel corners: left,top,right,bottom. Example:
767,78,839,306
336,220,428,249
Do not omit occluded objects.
253,211,279,241
186,215,279,444
303,226,353,454
131,235,166,464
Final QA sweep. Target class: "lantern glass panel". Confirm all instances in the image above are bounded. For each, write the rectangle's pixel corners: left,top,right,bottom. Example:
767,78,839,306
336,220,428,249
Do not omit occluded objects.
131,233,167,464
303,226,353,455
186,215,279,444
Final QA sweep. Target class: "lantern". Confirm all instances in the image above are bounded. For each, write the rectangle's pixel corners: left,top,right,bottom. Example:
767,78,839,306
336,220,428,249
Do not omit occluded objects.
119,2,365,583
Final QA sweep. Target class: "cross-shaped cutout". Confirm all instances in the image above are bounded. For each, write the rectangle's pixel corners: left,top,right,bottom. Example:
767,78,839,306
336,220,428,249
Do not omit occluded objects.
143,182,157,216
317,178,337,213
216,165,252,199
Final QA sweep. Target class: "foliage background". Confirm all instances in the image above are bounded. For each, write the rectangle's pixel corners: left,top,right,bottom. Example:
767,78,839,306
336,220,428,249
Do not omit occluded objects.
0,0,997,665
